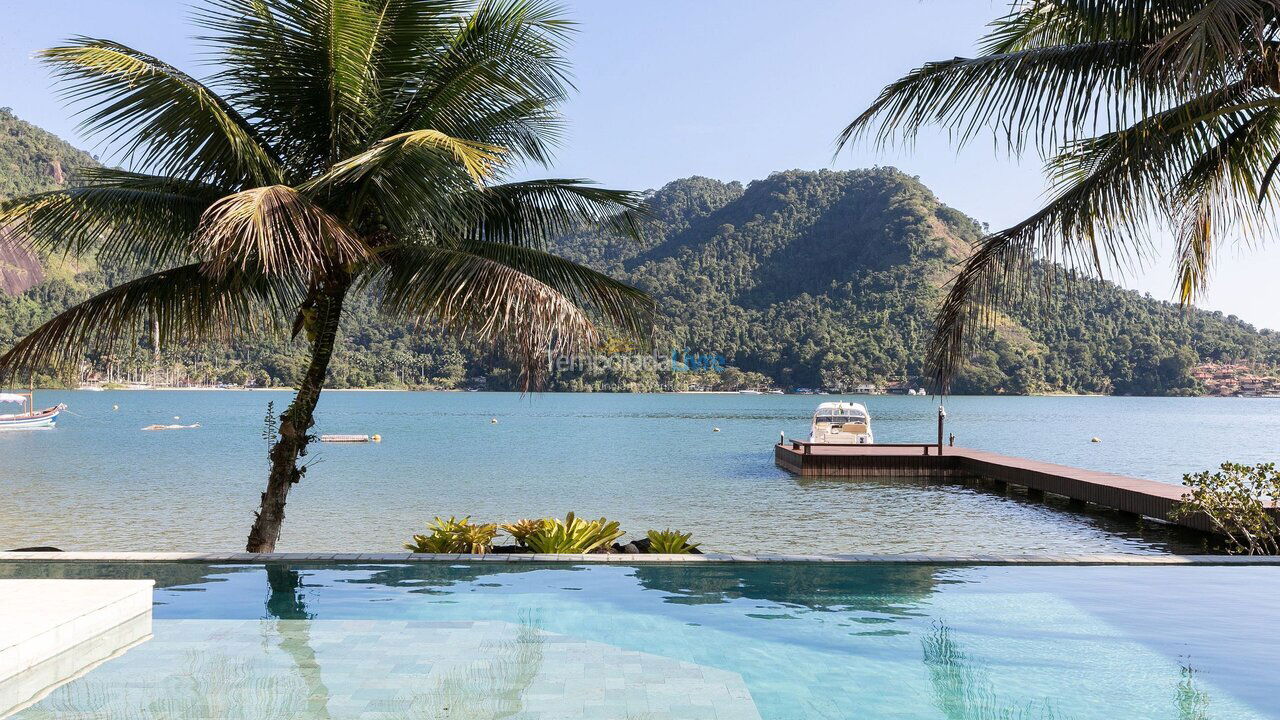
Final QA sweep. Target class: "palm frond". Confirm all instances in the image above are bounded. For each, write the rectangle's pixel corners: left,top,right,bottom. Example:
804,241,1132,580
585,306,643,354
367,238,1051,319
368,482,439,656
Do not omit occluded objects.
303,128,507,236
1168,104,1280,300
369,243,603,388
315,128,506,188
0,264,292,380
982,0,1210,52
838,40,1163,155
459,179,646,248
445,239,653,339
196,185,372,279
925,81,1275,389
382,0,574,148
1145,0,1278,78
0,168,224,268
39,37,282,186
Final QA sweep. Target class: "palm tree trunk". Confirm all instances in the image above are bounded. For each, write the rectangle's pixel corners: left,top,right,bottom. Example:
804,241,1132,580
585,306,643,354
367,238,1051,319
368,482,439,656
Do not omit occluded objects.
245,282,347,552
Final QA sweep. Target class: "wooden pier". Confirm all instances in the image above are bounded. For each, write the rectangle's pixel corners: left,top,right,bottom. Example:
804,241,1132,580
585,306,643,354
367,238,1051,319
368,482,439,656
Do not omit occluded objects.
775,441,1217,533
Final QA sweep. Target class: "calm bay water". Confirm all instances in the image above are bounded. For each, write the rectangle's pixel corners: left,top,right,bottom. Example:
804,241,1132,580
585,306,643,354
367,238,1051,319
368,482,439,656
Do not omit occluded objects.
2,391,1278,554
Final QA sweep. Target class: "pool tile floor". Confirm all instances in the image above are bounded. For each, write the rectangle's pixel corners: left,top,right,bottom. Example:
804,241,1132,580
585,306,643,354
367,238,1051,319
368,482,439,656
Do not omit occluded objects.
15,620,761,719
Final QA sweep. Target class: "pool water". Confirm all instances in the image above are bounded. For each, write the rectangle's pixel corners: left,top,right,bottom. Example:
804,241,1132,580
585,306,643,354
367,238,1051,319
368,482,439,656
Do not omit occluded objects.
4,562,1277,719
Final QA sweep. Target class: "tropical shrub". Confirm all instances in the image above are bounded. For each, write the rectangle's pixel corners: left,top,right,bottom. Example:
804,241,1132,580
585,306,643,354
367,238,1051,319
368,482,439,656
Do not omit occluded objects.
523,513,623,554
501,519,546,548
645,529,700,554
405,516,499,555
1171,463,1280,555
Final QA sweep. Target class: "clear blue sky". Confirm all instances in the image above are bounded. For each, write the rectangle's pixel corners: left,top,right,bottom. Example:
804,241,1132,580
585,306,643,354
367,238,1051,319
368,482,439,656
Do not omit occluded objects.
2,0,1277,329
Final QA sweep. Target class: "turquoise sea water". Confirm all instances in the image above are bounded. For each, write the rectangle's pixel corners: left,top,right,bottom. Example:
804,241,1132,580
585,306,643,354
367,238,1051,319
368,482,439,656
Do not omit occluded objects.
3,561,1278,719
2,391,1279,553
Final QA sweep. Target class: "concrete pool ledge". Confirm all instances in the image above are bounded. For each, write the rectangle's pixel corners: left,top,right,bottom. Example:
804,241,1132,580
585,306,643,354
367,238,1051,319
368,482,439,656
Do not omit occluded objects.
2,551,1279,565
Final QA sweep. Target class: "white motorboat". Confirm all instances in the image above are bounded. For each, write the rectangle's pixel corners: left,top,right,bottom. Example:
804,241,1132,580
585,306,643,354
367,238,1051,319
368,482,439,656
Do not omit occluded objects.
808,401,873,444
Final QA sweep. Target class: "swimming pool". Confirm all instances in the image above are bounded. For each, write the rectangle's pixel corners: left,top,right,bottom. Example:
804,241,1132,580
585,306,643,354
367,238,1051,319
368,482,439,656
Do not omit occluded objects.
3,562,1277,719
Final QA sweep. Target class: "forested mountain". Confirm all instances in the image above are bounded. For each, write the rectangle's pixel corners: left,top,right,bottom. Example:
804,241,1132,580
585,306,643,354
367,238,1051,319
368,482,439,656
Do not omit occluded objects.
554,169,1280,395
1,109,1277,394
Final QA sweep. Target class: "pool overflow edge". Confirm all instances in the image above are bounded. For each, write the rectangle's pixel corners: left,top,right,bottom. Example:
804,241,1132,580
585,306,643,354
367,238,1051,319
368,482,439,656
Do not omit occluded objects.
1,552,1278,565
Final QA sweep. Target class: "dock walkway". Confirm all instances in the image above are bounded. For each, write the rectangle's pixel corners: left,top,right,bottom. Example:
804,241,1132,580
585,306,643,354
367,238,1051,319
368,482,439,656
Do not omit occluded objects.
775,442,1213,532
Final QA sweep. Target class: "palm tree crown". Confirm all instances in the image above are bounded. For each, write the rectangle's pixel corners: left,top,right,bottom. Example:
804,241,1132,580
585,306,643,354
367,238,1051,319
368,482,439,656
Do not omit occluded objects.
0,0,652,382
0,0,654,551
842,0,1280,389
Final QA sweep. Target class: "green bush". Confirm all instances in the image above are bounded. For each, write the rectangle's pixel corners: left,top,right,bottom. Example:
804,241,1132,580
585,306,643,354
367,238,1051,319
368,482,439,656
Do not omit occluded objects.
523,513,623,554
1171,462,1280,555
645,529,700,554
405,516,499,555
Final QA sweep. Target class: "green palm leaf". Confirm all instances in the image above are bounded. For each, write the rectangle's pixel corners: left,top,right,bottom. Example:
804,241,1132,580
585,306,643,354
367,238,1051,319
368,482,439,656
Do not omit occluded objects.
0,265,291,380
40,38,282,186
0,168,225,268
370,243,605,387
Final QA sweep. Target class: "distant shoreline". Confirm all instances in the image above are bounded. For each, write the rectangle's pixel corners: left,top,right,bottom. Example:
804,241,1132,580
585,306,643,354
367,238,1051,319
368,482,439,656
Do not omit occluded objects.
18,386,1276,398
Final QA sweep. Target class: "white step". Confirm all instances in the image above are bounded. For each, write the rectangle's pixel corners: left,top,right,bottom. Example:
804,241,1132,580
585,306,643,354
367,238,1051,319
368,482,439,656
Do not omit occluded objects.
0,580,153,717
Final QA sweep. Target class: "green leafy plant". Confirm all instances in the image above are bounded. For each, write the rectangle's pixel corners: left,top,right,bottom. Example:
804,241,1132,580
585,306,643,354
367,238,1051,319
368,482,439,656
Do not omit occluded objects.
405,516,498,555
645,529,700,554
1171,462,1280,555
501,519,546,548
523,513,623,554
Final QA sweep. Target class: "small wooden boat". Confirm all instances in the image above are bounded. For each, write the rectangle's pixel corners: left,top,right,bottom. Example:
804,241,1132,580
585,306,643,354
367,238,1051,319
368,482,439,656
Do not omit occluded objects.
0,392,67,430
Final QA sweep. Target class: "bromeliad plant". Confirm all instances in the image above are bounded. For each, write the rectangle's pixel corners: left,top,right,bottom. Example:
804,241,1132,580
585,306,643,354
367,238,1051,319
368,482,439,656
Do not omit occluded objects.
501,518,546,548
522,512,623,554
406,516,500,555
645,529,699,554
0,0,653,552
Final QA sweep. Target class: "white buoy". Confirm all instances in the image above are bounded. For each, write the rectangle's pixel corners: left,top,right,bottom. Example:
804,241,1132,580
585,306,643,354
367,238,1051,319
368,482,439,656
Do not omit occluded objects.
112,404,119,411
490,417,498,424
173,416,180,421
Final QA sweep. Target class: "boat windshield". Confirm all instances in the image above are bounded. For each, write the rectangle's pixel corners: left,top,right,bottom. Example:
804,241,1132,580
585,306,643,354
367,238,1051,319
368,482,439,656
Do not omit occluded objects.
816,414,866,424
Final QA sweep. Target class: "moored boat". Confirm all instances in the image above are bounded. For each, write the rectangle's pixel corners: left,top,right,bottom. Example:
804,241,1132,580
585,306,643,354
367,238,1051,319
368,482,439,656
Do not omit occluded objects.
0,392,67,430
808,401,873,444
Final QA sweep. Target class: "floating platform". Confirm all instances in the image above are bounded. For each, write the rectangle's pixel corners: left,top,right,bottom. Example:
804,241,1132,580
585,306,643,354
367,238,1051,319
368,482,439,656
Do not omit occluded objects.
320,434,380,443
776,442,1222,533
0,579,153,716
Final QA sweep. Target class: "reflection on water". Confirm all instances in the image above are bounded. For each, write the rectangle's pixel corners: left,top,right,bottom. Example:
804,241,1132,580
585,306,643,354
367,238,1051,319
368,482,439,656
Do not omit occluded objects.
24,645,310,720
924,622,1065,720
2,562,1276,719
631,563,945,615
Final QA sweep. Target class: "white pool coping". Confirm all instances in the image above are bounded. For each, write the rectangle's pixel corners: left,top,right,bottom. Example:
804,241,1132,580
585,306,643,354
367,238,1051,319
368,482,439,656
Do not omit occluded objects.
1,551,1278,565
0,579,154,716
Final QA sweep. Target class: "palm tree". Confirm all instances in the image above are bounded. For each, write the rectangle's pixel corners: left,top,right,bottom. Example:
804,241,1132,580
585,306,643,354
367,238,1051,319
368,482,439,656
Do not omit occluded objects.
0,0,653,552
841,0,1280,389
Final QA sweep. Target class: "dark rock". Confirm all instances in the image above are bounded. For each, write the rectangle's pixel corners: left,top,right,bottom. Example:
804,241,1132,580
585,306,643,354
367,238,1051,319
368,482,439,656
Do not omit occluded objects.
620,542,641,554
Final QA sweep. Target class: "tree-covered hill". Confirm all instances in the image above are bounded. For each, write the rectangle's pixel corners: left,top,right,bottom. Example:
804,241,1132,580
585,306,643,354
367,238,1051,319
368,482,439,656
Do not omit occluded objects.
1,109,1277,394
553,168,1280,395
0,109,98,295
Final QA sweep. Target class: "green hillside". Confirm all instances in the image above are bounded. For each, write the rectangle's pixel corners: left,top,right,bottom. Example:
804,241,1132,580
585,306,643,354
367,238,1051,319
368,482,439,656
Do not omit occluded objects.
1,109,1277,394
553,169,1280,394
